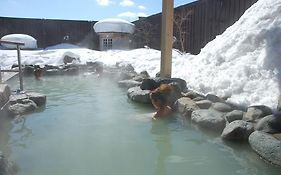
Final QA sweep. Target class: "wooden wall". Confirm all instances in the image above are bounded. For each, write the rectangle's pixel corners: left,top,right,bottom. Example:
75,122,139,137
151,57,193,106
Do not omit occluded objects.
0,17,99,49
0,0,258,53
133,0,258,54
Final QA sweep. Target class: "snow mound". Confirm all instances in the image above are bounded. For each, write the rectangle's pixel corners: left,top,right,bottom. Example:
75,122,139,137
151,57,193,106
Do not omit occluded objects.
175,0,281,109
45,43,80,50
94,18,135,34
1,34,37,49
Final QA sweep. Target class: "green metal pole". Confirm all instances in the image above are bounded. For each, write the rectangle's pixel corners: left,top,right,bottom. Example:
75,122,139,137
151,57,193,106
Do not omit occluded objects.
17,45,24,91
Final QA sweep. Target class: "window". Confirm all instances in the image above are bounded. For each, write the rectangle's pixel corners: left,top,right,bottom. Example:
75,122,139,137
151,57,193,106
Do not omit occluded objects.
103,38,112,50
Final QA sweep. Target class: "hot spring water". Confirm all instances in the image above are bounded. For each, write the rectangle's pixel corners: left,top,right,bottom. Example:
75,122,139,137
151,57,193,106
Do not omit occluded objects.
0,75,280,175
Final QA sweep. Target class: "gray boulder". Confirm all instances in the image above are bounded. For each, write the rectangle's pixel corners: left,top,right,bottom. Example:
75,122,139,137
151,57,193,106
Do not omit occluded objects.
156,78,187,92
8,99,37,116
176,97,199,118
0,151,17,175
45,69,62,76
221,120,254,140
191,109,226,132
127,86,151,104
182,91,204,100
195,100,212,109
244,105,273,121
132,71,150,81
0,84,11,108
249,131,281,166
117,71,137,81
9,92,46,107
277,95,281,111
212,102,234,113
206,94,224,103
225,110,244,123
255,113,281,134
140,79,159,90
192,96,206,101
118,80,141,89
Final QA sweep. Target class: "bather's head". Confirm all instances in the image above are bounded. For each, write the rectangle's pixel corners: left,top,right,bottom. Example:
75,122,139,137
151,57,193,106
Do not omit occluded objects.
150,84,172,109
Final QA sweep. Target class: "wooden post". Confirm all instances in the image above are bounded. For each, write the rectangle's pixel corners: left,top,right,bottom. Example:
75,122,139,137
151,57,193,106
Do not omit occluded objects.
16,45,24,91
160,0,174,78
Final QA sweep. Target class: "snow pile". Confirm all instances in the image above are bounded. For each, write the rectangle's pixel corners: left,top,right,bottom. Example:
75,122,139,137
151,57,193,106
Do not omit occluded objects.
174,0,281,108
45,43,80,50
1,34,37,49
94,18,135,34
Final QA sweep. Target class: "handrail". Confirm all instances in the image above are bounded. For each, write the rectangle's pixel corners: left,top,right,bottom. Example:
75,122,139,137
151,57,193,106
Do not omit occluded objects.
0,40,25,90
0,39,25,45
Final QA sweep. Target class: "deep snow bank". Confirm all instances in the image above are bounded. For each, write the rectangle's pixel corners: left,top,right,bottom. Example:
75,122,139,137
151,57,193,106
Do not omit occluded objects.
175,0,281,109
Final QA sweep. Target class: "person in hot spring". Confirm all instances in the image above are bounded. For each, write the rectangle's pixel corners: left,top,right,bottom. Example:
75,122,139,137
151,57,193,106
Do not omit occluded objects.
34,65,43,80
150,84,173,120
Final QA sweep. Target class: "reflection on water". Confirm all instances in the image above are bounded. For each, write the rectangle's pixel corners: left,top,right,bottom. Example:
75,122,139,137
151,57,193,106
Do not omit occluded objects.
0,75,280,175
151,120,171,175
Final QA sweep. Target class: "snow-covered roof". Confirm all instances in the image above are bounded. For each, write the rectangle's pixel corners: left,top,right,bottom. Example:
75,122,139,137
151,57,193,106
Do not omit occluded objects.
93,18,135,34
1,34,37,49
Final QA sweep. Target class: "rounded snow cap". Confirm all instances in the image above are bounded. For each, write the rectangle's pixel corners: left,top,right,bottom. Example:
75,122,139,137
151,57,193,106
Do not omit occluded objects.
1,34,37,49
93,18,135,34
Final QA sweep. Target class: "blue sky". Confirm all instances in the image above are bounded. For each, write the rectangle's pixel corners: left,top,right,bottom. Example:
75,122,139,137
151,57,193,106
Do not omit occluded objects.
0,0,197,21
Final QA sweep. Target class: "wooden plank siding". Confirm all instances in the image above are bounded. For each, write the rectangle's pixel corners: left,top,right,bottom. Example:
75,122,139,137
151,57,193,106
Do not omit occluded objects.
0,17,99,49
0,0,258,53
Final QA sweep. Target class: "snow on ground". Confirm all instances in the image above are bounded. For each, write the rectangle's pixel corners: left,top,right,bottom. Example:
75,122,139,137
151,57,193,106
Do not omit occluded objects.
0,0,280,109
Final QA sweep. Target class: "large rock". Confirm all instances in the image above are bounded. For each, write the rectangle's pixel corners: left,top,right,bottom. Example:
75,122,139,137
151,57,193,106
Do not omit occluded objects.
195,100,212,109
244,105,273,121
0,84,11,109
118,80,141,89
206,94,224,103
182,91,204,100
156,78,187,92
132,71,150,81
191,109,226,132
277,95,281,111
221,120,254,140
212,102,234,113
8,99,37,116
176,97,199,118
0,151,17,175
224,110,244,123
117,71,137,81
127,86,151,104
9,92,46,107
140,79,159,90
249,131,281,166
255,113,281,134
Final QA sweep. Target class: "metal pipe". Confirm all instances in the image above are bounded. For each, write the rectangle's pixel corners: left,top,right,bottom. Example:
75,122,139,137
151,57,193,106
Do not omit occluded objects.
17,45,24,91
0,67,2,83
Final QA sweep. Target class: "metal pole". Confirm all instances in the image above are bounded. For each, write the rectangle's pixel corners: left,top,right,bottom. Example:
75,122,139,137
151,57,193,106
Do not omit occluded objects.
160,0,174,78
17,45,24,91
0,67,2,83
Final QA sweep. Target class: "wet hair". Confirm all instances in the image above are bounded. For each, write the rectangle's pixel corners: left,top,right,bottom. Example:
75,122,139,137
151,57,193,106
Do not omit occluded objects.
150,84,172,105
150,90,167,105
157,84,172,96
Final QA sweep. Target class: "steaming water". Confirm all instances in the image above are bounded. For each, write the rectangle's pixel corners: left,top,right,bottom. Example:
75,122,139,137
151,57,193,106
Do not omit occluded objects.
0,75,280,175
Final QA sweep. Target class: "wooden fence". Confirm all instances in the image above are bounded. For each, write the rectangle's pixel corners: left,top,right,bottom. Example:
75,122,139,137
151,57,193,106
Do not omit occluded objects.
133,0,258,54
0,17,99,49
0,0,258,53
